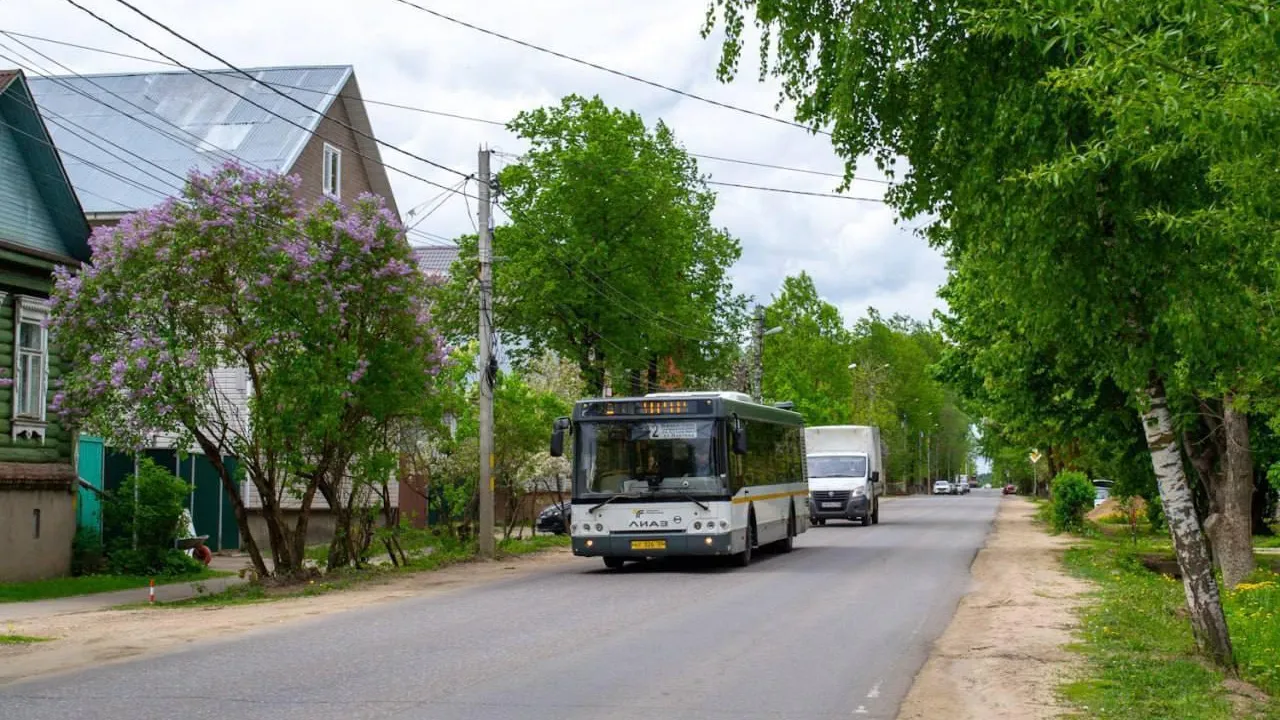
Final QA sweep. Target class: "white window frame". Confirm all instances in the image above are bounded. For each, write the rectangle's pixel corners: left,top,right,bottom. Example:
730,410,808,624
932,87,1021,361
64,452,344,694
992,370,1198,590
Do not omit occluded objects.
12,294,50,442
322,143,342,199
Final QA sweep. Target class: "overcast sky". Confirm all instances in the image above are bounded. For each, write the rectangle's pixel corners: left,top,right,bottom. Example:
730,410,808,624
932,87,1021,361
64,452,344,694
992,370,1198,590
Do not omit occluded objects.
7,0,947,324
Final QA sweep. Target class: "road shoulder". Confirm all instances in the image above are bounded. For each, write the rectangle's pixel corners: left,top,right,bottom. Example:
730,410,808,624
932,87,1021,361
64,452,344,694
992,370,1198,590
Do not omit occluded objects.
0,547,575,686
896,497,1090,720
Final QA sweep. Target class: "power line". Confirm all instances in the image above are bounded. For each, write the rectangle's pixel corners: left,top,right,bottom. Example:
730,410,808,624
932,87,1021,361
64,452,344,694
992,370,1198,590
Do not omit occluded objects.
5,29,895,189
690,152,889,184
385,0,828,137
0,30,516,127
106,0,471,182
705,180,884,202
1,33,254,171
60,0,477,200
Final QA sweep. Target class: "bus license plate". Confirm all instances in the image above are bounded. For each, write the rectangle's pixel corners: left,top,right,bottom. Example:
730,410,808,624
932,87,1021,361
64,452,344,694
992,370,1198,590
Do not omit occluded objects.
630,540,666,551
821,502,842,509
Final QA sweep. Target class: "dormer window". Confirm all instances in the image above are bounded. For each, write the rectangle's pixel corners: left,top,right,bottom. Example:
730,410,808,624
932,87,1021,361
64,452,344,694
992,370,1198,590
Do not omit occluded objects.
322,143,341,199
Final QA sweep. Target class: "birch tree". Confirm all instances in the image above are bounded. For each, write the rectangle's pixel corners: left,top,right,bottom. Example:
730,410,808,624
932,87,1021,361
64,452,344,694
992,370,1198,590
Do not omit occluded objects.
703,0,1240,666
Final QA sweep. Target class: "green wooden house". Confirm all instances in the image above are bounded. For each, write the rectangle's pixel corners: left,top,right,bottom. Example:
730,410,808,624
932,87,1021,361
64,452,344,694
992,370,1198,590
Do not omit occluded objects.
0,69,91,582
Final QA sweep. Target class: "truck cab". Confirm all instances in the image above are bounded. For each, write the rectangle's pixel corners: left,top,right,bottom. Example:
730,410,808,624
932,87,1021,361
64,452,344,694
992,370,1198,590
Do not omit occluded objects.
805,425,885,527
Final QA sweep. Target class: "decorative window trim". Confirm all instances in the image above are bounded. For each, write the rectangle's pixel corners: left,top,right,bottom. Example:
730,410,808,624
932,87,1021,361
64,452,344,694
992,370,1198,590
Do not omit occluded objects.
322,143,342,199
13,294,50,443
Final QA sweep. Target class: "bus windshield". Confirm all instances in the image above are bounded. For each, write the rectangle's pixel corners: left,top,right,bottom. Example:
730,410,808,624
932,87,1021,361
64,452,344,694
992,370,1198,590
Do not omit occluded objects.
807,455,868,478
576,419,724,497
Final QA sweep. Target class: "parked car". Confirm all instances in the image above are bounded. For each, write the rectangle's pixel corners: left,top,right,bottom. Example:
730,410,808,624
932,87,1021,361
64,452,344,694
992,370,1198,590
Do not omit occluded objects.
933,479,952,495
1002,484,1017,495
535,499,571,535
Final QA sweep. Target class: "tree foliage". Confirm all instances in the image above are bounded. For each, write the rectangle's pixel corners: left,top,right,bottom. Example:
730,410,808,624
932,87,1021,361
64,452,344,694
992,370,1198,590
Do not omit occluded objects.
761,273,971,489
433,95,748,394
51,162,448,578
703,0,1249,664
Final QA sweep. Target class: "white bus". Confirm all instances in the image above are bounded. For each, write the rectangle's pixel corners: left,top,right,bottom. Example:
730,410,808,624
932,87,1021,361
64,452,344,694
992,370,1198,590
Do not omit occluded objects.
549,391,808,569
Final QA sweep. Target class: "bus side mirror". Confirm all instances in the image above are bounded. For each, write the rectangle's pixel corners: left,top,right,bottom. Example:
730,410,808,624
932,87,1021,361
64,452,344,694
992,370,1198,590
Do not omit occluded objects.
732,425,748,455
549,417,570,457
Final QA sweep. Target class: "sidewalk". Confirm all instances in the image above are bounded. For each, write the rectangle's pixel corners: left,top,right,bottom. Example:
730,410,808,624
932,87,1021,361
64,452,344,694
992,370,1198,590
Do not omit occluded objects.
0,574,247,624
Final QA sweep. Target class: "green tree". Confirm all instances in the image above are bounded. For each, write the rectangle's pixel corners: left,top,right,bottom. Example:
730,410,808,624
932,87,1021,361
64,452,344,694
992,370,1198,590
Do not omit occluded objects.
51,162,448,579
433,95,748,395
704,0,1239,666
102,457,202,576
760,272,854,424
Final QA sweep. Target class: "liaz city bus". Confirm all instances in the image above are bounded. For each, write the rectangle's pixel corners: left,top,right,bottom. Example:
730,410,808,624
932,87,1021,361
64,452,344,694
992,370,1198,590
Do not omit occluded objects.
548,391,808,569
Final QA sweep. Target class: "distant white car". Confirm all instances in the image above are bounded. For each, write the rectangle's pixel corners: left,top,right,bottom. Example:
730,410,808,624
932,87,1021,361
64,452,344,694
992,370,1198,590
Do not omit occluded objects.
933,479,951,495
1092,478,1115,507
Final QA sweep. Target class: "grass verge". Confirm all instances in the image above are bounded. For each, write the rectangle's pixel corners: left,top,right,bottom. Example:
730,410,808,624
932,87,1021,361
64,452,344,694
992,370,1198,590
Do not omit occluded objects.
0,634,51,644
152,533,571,609
1060,528,1280,719
0,568,231,604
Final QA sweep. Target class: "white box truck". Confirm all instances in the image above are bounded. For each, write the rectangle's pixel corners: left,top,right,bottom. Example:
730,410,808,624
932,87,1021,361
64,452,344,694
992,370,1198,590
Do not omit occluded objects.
804,425,885,526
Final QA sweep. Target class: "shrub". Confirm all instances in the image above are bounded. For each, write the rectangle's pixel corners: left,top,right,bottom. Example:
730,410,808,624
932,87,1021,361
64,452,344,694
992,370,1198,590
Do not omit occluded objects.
102,458,196,575
1050,471,1096,532
1147,494,1167,532
70,526,104,576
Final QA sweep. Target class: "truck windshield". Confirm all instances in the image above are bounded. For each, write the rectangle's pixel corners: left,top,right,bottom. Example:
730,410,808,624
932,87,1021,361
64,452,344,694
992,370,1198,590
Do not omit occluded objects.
576,419,724,497
807,455,868,478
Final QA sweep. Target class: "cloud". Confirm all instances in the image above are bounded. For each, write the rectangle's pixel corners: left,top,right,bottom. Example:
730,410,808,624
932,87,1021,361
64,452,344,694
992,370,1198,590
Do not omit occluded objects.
9,0,944,322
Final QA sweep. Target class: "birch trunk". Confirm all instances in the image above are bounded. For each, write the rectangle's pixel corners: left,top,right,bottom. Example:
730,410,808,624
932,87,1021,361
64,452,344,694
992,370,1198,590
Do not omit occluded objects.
1140,380,1235,670
1215,401,1256,588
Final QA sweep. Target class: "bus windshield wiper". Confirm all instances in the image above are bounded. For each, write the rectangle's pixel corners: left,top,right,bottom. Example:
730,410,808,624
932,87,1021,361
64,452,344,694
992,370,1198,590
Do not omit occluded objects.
675,491,710,511
589,493,636,514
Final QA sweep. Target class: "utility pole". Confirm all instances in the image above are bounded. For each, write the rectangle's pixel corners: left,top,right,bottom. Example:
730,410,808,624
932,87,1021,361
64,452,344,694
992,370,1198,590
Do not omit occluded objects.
751,305,764,402
477,148,495,559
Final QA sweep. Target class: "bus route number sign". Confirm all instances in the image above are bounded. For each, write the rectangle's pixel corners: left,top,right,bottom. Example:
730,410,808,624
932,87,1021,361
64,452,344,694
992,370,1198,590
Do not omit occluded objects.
646,422,699,440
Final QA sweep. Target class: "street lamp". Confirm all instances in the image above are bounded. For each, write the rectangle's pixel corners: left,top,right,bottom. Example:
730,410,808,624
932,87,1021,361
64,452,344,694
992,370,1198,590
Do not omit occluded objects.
849,361,890,414
750,309,784,401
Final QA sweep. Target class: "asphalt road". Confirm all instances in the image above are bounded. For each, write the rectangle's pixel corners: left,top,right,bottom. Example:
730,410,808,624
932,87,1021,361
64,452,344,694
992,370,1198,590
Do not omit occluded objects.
1,492,1001,720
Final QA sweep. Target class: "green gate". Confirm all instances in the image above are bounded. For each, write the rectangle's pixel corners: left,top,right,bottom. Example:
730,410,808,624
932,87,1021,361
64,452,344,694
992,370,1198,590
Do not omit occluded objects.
75,435,105,534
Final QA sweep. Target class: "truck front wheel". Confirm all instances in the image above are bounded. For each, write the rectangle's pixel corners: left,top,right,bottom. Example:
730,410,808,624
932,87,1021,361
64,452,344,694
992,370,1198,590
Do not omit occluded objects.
871,498,880,525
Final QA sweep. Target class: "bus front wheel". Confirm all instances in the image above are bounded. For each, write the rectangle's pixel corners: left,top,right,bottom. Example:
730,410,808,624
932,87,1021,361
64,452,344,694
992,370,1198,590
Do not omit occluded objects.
603,557,625,570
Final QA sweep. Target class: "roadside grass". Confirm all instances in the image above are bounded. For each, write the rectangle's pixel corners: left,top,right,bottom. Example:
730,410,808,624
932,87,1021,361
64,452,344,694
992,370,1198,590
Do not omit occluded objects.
1256,530,1280,550
151,533,570,609
0,568,230,604
1060,526,1280,719
0,634,51,644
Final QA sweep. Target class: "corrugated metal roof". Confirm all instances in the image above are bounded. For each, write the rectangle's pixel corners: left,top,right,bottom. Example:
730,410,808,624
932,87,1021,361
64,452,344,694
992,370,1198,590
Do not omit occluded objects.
26,65,352,214
413,245,460,277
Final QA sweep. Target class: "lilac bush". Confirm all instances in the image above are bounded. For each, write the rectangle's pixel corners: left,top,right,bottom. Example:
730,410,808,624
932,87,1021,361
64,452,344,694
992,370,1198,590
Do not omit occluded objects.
50,162,448,577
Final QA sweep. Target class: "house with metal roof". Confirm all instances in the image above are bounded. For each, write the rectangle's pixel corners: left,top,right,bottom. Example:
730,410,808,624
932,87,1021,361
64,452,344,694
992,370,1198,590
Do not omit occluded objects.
27,64,397,223
0,69,92,581
25,65,407,554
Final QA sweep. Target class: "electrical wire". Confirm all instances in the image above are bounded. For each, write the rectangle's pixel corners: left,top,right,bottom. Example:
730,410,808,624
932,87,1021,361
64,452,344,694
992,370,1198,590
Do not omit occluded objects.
60,0,477,200
3,30,895,190
106,0,470,182
705,180,884,202
0,33,263,172
385,0,828,136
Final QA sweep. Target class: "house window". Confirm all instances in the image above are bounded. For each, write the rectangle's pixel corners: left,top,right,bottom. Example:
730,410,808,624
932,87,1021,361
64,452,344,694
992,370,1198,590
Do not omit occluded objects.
12,295,50,441
322,143,342,199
